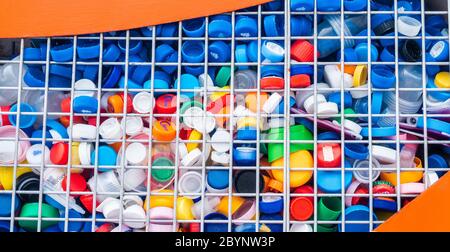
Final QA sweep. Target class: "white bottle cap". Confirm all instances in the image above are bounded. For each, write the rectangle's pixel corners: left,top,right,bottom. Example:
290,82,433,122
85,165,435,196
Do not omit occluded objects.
178,171,203,198
125,142,148,165
268,117,294,129
123,204,147,229
211,151,230,165
303,94,326,114
49,129,63,144
99,117,123,141
332,119,362,135
132,91,155,114
317,102,339,119
398,16,422,37
123,195,144,208
123,168,147,192
97,197,121,220
74,79,97,98
191,196,221,219
26,144,50,165
182,106,204,129
290,223,313,232
425,171,439,186
349,84,369,99
193,112,216,134
181,148,202,167
78,142,93,165
198,73,215,89
372,145,397,164
324,65,353,89
122,116,144,136
70,124,97,140
262,92,283,114
211,128,231,153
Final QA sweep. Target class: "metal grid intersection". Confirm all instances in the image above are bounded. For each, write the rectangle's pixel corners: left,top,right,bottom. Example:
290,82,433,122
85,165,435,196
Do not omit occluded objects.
0,0,449,232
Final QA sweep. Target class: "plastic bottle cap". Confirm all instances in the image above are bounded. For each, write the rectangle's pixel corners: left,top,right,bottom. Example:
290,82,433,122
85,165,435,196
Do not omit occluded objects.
207,170,229,190
155,93,177,114
271,150,313,188
211,151,230,165
290,196,313,221
71,123,97,140
97,197,121,219
435,72,450,88
132,92,155,114
19,203,59,231
61,173,87,193
291,40,316,62
122,116,143,136
123,168,146,191
262,92,283,114
16,173,40,202
0,193,21,217
372,145,397,164
261,41,285,62
78,142,92,165
324,65,353,89
261,76,284,90
178,171,203,198
152,120,176,141
211,128,231,152
303,94,326,114
353,65,367,87
26,144,50,165
50,142,69,165
317,143,341,168
182,106,203,129
91,145,117,166
99,118,122,140
290,223,313,232
398,16,422,37
125,142,148,165
181,148,202,167
192,112,216,134
234,170,265,194
152,157,175,182
74,79,96,98
353,159,381,184
8,103,37,129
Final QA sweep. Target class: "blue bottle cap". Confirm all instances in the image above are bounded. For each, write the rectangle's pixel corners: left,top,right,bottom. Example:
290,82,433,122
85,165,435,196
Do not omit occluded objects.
246,40,260,62
181,40,205,63
58,209,83,232
77,41,100,60
261,65,284,77
118,77,142,93
259,196,283,214
207,170,229,190
234,223,257,232
182,18,206,37
24,67,45,87
355,43,379,62
235,44,249,70
429,40,449,62
82,213,106,232
8,103,37,129
103,43,121,62
291,0,314,11
73,96,98,114
291,16,313,36
354,29,375,45
157,22,178,37
236,127,257,141
91,145,117,168
184,65,204,76
371,66,396,89
380,46,395,62
0,221,18,232
318,131,340,140
317,0,341,11
263,0,282,11
154,70,172,85
208,41,231,63
327,92,353,110
373,198,397,212
337,48,358,62
204,212,228,232
118,38,143,55
317,160,353,193
44,194,66,211
428,154,448,170
46,119,69,139
161,52,178,74
43,224,62,232
48,64,73,79
144,78,170,97
102,65,122,88
263,15,284,37
338,205,378,232
291,65,313,76
82,65,99,82
295,118,314,132
371,91,383,123
0,193,21,217
31,130,53,148
174,74,200,98
24,48,42,61
379,32,395,47
129,63,152,86
208,18,232,38
273,96,295,114
344,0,367,11
235,16,258,37
397,1,413,11
344,143,368,160
50,43,74,62
233,147,257,166
260,214,283,232
261,40,285,63
427,78,450,101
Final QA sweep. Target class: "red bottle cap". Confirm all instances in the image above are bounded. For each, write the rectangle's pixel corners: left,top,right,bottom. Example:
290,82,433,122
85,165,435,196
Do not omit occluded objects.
317,143,341,168
80,194,97,214
189,223,201,232
261,76,284,90
179,127,193,140
50,142,69,165
0,106,11,126
61,173,87,195
352,187,369,206
291,40,317,62
118,92,134,113
155,94,177,114
290,196,313,221
96,223,114,232
290,74,311,88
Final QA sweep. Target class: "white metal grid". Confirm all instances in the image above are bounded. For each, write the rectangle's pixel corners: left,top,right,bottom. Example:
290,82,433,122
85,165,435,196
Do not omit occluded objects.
0,0,449,232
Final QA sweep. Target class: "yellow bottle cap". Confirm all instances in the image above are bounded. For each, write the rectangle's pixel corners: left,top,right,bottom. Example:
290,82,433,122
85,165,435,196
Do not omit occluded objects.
236,116,263,129
216,196,245,216
186,129,202,152
144,189,174,211
0,166,32,190
176,197,195,220
70,142,84,173
210,86,230,102
271,150,313,188
245,92,269,113
380,156,423,186
435,71,450,88
353,65,367,87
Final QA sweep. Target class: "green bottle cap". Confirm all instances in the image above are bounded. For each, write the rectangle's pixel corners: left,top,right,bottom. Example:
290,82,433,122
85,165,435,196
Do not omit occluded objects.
19,203,59,231
267,125,314,162
152,157,175,183
215,66,232,87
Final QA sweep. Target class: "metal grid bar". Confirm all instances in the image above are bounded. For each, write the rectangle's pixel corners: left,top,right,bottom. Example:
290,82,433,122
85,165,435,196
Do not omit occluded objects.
0,0,449,232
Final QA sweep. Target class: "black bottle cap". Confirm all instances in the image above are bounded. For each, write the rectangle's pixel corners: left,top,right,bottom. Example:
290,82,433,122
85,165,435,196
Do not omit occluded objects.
16,172,40,202
374,19,395,36
234,170,264,194
401,40,422,62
